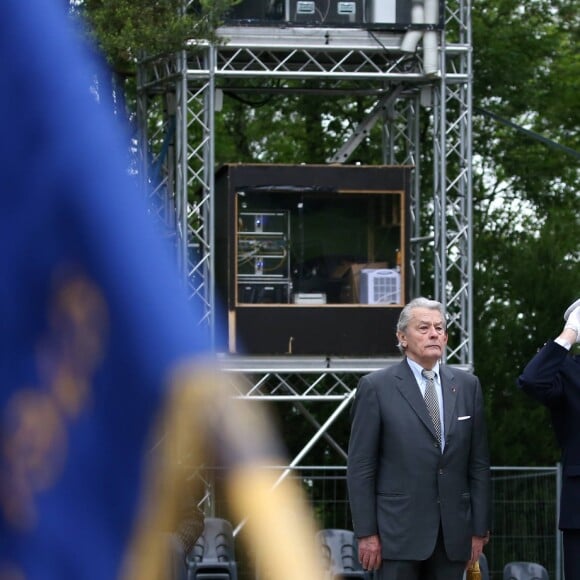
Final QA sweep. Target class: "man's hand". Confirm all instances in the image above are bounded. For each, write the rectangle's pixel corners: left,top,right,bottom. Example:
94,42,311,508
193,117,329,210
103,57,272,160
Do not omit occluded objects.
468,535,486,568
358,534,382,571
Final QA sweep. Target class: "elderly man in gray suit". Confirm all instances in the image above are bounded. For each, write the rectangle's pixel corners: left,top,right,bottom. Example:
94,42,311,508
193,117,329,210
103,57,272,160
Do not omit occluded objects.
347,297,490,580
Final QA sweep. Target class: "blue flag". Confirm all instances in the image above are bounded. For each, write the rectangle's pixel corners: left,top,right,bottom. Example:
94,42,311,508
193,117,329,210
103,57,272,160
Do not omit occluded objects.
0,3,212,578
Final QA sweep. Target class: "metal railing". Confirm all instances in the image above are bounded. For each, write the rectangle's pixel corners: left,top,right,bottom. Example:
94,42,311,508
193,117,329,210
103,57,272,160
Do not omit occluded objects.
488,466,561,580
209,465,562,579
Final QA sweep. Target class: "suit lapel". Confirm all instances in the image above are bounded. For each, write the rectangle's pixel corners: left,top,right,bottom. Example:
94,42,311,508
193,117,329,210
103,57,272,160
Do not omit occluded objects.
440,365,458,440
394,360,459,446
394,360,438,439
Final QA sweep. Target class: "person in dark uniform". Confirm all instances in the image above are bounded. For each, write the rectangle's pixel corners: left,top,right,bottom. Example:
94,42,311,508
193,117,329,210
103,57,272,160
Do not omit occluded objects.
518,298,580,580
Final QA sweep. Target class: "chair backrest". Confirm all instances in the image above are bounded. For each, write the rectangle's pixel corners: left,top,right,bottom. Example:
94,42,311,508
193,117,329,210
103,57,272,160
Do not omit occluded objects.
189,518,236,564
187,518,237,580
316,529,366,578
503,561,549,580
479,552,490,580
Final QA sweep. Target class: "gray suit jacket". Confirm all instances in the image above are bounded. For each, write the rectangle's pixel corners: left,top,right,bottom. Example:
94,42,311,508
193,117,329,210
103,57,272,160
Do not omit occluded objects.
347,359,490,562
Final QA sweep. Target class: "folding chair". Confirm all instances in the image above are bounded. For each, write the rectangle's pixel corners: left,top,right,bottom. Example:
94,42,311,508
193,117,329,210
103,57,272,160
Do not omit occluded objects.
186,517,238,580
503,561,549,580
317,528,369,579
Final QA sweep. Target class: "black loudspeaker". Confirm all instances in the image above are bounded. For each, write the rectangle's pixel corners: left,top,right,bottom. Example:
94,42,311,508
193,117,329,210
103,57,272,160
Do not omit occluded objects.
365,0,435,29
222,0,420,29
289,0,364,25
237,282,291,304
226,0,286,22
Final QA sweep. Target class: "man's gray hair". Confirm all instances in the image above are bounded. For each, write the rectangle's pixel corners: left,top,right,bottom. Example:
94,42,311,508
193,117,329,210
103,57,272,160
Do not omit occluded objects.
396,297,447,353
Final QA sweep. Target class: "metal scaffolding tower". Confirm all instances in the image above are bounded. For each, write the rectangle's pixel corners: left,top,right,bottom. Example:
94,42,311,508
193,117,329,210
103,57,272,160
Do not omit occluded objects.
136,0,473,515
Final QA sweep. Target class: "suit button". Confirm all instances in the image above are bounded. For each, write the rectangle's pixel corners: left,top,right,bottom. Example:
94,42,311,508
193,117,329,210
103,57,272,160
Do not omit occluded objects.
439,469,444,475
434,442,439,447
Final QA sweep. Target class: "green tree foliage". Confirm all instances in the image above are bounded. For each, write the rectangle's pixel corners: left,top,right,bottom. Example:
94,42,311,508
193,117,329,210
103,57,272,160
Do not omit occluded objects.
471,0,579,465
76,0,235,74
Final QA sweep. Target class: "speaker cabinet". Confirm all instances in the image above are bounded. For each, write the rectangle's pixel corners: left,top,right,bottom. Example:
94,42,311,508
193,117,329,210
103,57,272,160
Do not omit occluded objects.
365,0,413,27
222,0,435,29
226,0,286,22
288,0,364,25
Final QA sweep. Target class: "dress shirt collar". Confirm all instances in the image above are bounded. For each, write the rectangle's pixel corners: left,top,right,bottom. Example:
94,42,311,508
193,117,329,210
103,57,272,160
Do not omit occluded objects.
406,357,441,389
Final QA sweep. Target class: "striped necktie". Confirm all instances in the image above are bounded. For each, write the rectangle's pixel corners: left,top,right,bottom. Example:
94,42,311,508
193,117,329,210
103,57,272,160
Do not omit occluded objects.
422,369,441,445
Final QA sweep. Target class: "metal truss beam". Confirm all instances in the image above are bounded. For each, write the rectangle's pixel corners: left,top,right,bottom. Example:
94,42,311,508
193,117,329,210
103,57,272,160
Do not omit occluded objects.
328,85,404,163
433,0,473,367
136,0,473,499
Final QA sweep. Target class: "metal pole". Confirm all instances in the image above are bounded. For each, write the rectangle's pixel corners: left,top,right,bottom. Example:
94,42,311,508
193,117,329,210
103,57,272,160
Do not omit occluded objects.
465,0,474,369
556,462,562,580
207,45,217,347
177,50,189,278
